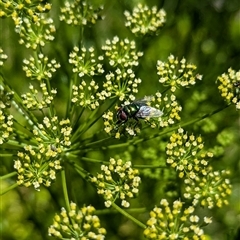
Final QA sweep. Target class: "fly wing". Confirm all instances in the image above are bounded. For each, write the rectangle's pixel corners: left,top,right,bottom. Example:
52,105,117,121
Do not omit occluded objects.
133,96,154,105
135,105,163,118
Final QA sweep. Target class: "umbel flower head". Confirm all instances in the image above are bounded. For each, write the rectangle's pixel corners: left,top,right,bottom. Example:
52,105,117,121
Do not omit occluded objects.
124,4,166,36
90,158,141,208
0,111,13,145
157,55,203,92
60,0,103,26
217,68,240,110
165,128,232,209
14,117,72,190
166,128,212,179
0,85,14,144
0,0,51,25
23,54,60,81
69,46,104,77
144,199,211,239
17,15,56,49
102,36,143,68
184,169,232,209
48,202,107,239
21,83,57,110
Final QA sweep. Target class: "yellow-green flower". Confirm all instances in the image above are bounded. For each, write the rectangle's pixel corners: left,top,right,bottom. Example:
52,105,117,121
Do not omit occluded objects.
90,158,141,208
144,199,209,239
217,68,240,110
124,4,166,36
49,203,107,239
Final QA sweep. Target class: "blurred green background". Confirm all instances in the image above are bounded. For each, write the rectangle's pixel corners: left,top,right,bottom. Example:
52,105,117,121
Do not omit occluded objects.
1,0,240,239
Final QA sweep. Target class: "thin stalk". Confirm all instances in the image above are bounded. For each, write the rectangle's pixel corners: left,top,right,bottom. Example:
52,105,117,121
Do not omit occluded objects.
66,155,107,164
45,78,56,118
134,164,167,168
67,75,78,121
81,136,112,148
69,133,111,151
71,99,117,144
95,207,146,215
71,108,99,143
0,153,14,157
0,172,17,180
0,183,18,195
111,202,146,229
68,160,89,179
61,169,70,212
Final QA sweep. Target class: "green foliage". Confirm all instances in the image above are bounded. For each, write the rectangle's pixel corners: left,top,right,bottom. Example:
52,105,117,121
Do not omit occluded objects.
1,0,239,240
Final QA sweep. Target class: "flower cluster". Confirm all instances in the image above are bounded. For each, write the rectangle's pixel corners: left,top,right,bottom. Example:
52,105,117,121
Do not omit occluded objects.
144,199,210,239
102,93,182,138
60,0,103,26
14,145,62,190
166,128,232,209
124,4,166,36
48,203,107,239
0,111,13,145
0,85,14,144
102,70,141,101
72,81,102,110
0,0,51,25
69,46,104,77
14,116,72,190
0,48,8,66
166,128,212,179
90,158,141,208
102,110,115,134
184,169,232,208
17,16,56,49
33,117,72,147
23,54,60,81
157,55,203,92
102,36,143,68
21,83,57,110
217,68,240,110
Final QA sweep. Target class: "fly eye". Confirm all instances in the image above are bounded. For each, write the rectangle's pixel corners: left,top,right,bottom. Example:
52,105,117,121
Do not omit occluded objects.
117,109,127,121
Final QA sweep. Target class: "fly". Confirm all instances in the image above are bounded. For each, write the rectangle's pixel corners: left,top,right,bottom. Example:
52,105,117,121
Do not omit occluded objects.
116,97,163,125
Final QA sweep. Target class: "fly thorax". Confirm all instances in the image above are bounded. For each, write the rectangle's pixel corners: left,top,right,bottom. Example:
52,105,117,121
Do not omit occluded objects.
125,104,140,116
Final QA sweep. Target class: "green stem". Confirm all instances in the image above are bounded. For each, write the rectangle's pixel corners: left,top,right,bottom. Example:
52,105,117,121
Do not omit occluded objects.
0,153,13,158
1,139,29,148
68,75,78,121
95,207,146,215
111,202,146,229
67,160,89,179
66,155,108,164
45,78,56,118
61,169,70,212
0,172,17,180
0,183,18,195
134,164,167,168
71,108,98,143
71,99,117,144
70,136,111,151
